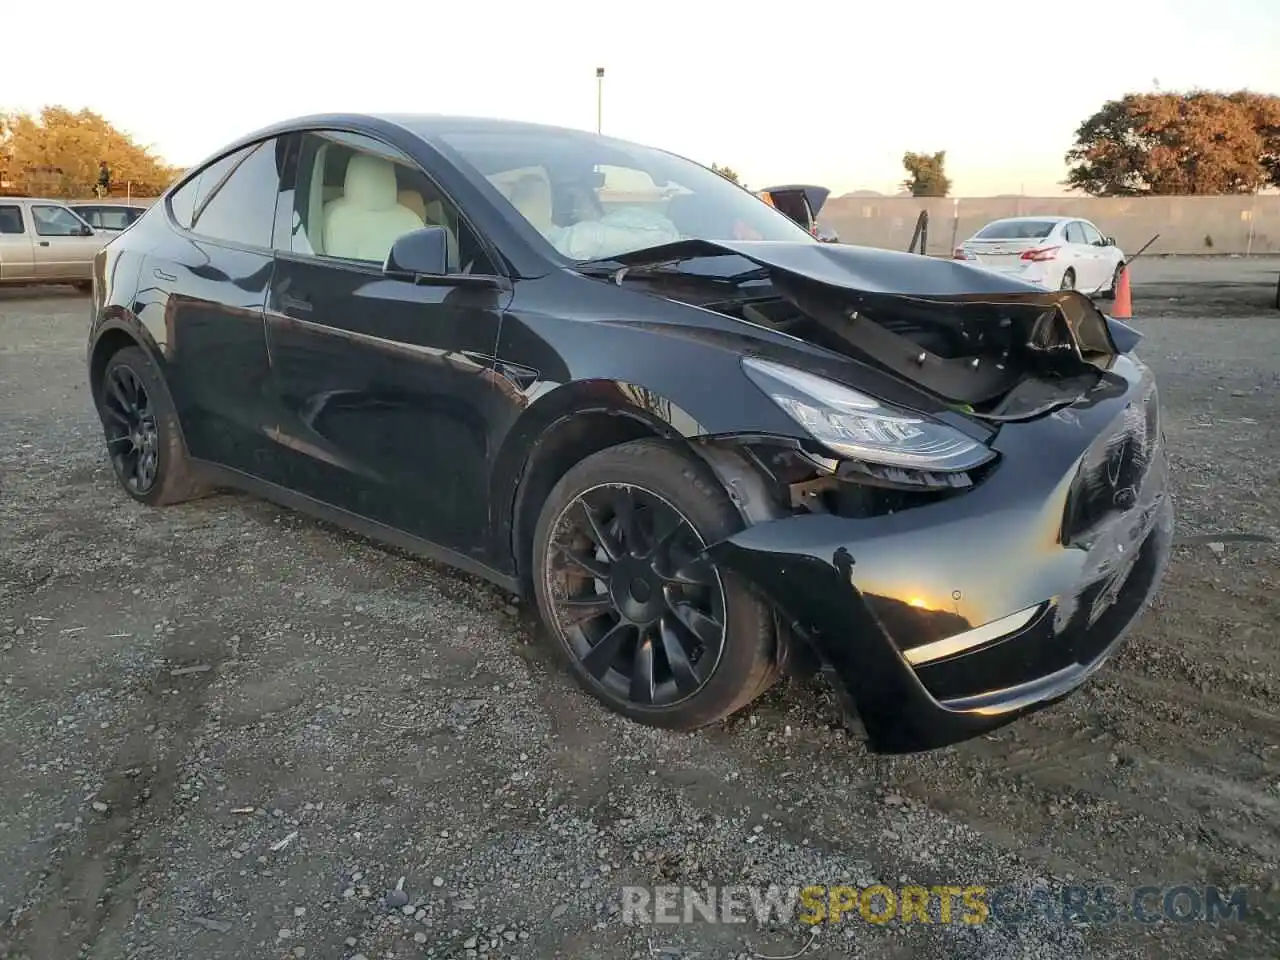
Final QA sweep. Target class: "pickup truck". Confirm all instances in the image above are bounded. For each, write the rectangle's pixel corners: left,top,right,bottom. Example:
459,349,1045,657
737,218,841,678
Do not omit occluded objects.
0,197,116,290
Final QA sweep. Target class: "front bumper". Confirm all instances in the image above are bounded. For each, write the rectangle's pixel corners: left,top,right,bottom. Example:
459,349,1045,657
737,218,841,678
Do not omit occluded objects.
709,355,1173,753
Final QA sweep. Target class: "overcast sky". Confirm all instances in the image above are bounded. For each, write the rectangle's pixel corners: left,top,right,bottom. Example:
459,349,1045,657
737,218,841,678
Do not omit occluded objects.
7,0,1279,195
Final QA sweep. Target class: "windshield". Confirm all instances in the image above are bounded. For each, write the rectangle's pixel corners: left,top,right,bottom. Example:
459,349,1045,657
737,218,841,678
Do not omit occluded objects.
438,127,817,261
974,219,1057,240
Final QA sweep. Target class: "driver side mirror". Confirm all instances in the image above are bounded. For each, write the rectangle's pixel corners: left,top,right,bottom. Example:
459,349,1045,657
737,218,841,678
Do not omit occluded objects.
79,223,94,237
1101,235,1115,246
384,226,449,280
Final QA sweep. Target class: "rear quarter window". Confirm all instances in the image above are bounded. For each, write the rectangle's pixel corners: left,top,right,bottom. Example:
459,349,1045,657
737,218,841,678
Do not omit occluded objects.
167,145,256,230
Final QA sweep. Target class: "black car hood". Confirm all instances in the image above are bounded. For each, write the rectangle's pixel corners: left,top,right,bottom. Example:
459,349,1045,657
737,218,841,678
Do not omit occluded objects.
603,238,1060,298
595,239,1138,420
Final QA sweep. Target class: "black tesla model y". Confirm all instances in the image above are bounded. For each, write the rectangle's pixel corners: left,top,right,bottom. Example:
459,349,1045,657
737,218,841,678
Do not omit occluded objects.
87,115,1172,752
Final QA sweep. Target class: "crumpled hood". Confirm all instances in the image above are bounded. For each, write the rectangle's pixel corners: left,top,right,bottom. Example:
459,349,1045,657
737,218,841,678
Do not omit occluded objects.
605,237,1067,298
596,238,1141,419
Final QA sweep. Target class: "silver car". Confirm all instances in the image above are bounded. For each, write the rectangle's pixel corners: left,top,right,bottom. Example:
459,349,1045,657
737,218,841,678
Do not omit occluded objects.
0,198,115,291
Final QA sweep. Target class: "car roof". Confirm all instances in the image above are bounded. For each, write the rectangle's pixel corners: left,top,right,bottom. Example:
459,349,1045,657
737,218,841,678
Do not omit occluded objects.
222,112,654,159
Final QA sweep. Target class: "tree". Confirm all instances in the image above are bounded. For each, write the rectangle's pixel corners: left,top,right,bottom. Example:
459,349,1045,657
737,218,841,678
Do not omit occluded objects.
0,106,181,198
710,163,740,184
1065,91,1280,196
901,151,951,197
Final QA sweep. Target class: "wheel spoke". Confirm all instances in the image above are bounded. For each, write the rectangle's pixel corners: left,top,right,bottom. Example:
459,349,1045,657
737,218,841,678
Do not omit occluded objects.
101,404,130,426
659,615,704,694
660,555,715,586
668,599,724,648
610,487,643,556
577,499,622,562
554,541,611,580
137,450,157,490
581,621,633,680
559,592,614,627
106,376,134,417
629,632,656,704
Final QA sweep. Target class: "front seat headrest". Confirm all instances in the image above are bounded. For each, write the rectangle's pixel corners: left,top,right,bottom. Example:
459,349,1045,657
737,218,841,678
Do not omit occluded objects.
343,154,399,211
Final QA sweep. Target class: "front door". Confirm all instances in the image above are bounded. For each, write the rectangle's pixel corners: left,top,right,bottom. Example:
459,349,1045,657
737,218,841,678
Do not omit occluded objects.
262,129,510,558
29,203,103,280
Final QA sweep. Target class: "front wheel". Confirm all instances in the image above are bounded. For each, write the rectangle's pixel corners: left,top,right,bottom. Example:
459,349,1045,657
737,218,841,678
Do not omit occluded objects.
531,439,777,730
1100,263,1124,300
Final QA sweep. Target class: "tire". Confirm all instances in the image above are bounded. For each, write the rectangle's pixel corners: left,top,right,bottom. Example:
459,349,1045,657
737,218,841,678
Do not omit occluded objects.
95,346,208,506
531,438,777,730
1099,263,1123,301
1059,268,1076,291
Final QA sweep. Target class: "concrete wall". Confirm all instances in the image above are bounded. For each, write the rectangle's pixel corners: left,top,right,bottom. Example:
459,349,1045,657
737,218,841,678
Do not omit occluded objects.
821,195,1280,256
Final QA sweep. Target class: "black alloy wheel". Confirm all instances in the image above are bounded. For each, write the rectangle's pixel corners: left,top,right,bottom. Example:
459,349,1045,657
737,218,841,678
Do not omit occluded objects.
101,362,160,496
545,482,727,708
94,345,208,506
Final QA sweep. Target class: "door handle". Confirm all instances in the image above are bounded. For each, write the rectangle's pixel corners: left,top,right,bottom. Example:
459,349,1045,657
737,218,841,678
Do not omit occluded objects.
153,268,177,282
279,293,312,313
38,241,50,247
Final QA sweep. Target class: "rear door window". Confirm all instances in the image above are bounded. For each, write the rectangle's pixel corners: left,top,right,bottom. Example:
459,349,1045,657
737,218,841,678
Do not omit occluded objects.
1079,222,1104,246
1064,222,1087,245
189,139,285,249
0,205,25,234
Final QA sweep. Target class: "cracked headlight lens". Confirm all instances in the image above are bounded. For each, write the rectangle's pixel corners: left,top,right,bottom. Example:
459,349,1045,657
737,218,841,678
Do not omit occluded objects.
742,356,994,472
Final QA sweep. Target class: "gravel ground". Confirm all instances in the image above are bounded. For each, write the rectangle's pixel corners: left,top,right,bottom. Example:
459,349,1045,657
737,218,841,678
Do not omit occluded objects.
0,271,1277,960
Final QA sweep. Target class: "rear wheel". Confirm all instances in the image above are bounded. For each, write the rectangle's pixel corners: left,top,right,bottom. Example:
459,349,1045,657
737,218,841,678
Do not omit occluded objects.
531,439,777,730
1059,268,1076,291
95,346,208,506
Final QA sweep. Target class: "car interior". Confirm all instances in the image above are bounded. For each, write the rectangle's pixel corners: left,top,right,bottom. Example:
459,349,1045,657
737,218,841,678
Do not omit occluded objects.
297,139,462,269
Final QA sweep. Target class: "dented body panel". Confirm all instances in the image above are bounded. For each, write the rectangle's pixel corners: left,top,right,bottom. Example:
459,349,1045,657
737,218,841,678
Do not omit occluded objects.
708,354,1172,751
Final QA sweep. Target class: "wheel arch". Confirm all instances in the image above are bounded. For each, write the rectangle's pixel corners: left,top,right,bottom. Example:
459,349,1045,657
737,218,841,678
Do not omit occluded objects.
499,377,799,595
88,317,151,401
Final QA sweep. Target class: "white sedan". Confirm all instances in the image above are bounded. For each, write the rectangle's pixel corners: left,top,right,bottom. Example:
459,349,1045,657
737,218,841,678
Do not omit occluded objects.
953,216,1126,298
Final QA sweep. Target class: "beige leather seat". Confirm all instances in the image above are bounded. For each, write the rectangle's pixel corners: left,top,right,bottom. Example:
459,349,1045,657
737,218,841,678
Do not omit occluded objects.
322,154,424,262
397,189,427,220
508,174,555,234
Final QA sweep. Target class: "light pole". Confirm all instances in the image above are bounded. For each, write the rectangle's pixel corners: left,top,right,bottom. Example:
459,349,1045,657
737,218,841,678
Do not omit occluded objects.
596,67,604,133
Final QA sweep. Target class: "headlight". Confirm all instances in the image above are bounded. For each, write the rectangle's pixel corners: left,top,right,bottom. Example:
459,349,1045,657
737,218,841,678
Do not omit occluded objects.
742,356,993,472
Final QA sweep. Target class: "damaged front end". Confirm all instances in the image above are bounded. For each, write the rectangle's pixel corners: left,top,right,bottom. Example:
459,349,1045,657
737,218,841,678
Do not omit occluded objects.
598,240,1173,751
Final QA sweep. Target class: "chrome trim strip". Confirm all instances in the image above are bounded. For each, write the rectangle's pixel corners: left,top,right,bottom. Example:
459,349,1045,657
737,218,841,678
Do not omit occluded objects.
903,603,1043,666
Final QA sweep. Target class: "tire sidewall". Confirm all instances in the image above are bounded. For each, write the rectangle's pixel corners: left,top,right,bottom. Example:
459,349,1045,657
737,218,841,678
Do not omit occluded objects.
531,440,774,730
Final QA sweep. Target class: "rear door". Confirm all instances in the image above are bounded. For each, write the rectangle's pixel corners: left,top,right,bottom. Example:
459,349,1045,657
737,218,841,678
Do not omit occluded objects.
1078,220,1116,288
29,203,103,280
262,128,509,554
1061,220,1095,288
0,203,35,281
143,139,284,475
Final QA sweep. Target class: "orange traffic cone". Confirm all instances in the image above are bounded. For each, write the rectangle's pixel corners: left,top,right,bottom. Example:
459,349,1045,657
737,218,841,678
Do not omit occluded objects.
1111,264,1133,320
